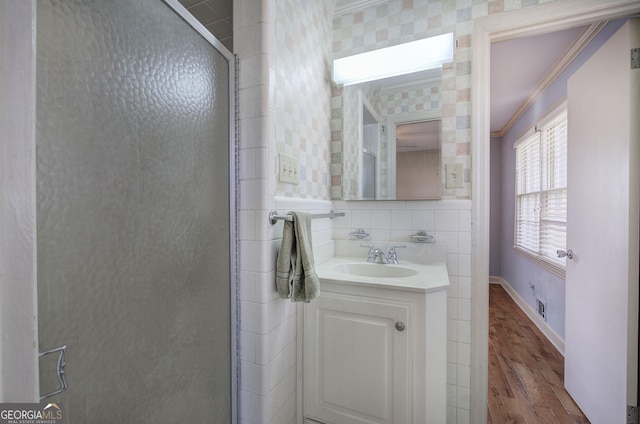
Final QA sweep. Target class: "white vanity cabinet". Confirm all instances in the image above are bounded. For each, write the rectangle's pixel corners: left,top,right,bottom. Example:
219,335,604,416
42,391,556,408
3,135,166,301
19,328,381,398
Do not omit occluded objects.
303,291,411,424
303,267,448,424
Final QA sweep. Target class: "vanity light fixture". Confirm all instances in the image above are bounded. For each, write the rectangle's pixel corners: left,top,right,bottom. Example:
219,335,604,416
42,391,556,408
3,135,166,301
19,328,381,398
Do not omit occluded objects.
332,32,454,86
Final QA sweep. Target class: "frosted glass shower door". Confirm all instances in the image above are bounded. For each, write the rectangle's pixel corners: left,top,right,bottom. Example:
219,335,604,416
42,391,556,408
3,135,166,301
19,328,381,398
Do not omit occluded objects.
36,1,235,422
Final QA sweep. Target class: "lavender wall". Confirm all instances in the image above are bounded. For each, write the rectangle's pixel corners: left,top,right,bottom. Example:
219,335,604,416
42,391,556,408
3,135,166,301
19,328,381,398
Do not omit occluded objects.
495,19,627,340
489,137,502,277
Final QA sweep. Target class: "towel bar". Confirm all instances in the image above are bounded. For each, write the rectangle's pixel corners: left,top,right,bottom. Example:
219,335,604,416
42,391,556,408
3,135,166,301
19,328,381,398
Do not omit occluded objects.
268,210,345,225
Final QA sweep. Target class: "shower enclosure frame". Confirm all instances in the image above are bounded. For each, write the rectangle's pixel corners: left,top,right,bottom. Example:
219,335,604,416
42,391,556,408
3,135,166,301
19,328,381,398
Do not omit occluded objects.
0,1,239,421
163,2,240,422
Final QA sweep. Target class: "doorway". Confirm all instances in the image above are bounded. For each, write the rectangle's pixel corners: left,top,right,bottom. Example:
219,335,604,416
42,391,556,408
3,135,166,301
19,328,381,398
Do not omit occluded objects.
471,1,640,421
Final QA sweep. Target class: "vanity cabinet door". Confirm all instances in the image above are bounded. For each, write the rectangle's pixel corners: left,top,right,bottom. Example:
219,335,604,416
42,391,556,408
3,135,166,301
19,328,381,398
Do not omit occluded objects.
303,292,411,424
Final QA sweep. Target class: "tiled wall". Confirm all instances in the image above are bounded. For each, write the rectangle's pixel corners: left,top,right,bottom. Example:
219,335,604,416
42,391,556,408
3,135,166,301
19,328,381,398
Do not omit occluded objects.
234,1,552,423
238,198,334,424
333,198,472,422
235,1,336,423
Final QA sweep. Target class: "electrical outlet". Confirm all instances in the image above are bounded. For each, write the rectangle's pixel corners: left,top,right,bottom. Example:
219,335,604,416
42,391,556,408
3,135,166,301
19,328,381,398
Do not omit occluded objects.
279,153,299,184
446,163,464,188
536,298,547,321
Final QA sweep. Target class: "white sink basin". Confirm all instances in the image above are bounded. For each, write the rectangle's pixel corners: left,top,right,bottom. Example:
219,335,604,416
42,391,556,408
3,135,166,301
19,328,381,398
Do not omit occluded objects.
333,263,418,278
316,256,450,292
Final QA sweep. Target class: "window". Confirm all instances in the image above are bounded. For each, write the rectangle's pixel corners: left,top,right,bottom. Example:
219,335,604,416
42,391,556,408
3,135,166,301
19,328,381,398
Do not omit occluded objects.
514,108,567,277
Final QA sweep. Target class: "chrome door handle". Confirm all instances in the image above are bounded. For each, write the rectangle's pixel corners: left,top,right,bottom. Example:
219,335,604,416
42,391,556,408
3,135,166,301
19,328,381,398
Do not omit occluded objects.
557,249,573,260
39,345,68,401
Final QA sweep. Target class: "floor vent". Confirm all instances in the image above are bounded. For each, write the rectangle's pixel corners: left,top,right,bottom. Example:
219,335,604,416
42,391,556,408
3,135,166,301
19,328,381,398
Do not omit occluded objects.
536,298,547,321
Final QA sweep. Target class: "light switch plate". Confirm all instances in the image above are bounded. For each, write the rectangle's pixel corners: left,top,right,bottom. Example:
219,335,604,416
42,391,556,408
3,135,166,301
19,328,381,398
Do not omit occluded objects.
279,153,299,184
446,163,464,188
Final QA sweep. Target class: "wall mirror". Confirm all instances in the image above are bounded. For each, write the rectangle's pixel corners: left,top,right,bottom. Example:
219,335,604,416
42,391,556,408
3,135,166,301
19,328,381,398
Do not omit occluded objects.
336,68,443,200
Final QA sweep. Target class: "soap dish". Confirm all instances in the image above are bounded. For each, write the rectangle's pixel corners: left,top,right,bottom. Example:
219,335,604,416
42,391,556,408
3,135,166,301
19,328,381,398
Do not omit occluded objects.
349,228,370,240
411,230,434,243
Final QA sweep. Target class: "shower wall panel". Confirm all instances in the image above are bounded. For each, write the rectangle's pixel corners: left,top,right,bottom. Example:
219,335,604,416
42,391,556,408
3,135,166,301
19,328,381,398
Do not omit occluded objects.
36,0,232,421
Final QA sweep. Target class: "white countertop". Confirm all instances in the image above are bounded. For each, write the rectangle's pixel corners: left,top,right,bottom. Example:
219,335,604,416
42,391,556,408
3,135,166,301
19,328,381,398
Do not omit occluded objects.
315,256,450,293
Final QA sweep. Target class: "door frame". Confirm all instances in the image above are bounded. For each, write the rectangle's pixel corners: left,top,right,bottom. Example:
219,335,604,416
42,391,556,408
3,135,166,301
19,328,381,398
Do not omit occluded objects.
470,0,640,421
386,109,442,201
0,2,239,419
0,0,39,401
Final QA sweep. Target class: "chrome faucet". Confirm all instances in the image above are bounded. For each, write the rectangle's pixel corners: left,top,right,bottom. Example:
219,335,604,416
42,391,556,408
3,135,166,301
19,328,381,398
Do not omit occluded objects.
360,243,406,264
387,244,407,264
370,248,387,264
360,244,387,263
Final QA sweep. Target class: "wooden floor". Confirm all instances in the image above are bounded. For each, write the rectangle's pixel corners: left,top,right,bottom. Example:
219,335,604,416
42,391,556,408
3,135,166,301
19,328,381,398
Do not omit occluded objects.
488,283,590,424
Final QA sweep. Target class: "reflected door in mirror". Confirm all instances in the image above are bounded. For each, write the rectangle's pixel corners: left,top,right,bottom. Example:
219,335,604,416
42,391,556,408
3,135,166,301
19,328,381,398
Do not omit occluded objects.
394,120,441,199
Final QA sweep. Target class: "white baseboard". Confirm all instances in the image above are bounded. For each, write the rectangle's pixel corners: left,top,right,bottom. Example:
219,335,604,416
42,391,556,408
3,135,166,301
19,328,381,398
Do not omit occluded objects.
489,276,502,284
490,276,565,356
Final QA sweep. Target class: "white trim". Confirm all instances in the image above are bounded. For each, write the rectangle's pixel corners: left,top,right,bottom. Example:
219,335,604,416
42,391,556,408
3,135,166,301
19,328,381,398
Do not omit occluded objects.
491,23,605,138
533,99,568,134
0,0,39,402
386,108,442,125
512,103,568,279
357,91,365,199
386,109,442,201
489,276,502,284
491,276,565,356
471,15,491,424
514,247,566,280
471,1,640,422
297,302,305,424
333,0,387,17
511,97,567,149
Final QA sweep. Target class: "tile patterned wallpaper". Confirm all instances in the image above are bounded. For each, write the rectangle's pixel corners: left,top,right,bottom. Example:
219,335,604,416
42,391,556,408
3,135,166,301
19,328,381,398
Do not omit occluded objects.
380,80,441,115
331,0,473,200
379,79,442,198
332,78,441,200
273,0,334,199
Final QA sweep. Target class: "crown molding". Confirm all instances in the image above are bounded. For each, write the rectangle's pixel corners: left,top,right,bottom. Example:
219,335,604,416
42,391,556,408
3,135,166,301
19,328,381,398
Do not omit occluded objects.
493,21,607,138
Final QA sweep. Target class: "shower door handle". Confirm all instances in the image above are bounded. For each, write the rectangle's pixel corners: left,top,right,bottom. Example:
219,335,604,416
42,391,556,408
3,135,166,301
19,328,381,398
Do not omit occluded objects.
556,249,573,260
39,345,68,401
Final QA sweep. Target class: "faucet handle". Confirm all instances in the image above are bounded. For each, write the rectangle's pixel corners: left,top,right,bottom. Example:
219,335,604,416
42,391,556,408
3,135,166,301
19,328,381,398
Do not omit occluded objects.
360,244,378,262
387,244,406,264
389,244,407,252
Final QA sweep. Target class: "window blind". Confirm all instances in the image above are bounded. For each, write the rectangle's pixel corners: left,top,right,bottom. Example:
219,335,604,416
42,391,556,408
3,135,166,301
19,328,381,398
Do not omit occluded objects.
515,110,567,270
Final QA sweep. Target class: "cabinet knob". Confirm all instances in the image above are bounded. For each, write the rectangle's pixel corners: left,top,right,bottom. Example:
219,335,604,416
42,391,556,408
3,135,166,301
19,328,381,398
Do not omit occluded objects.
395,322,406,332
